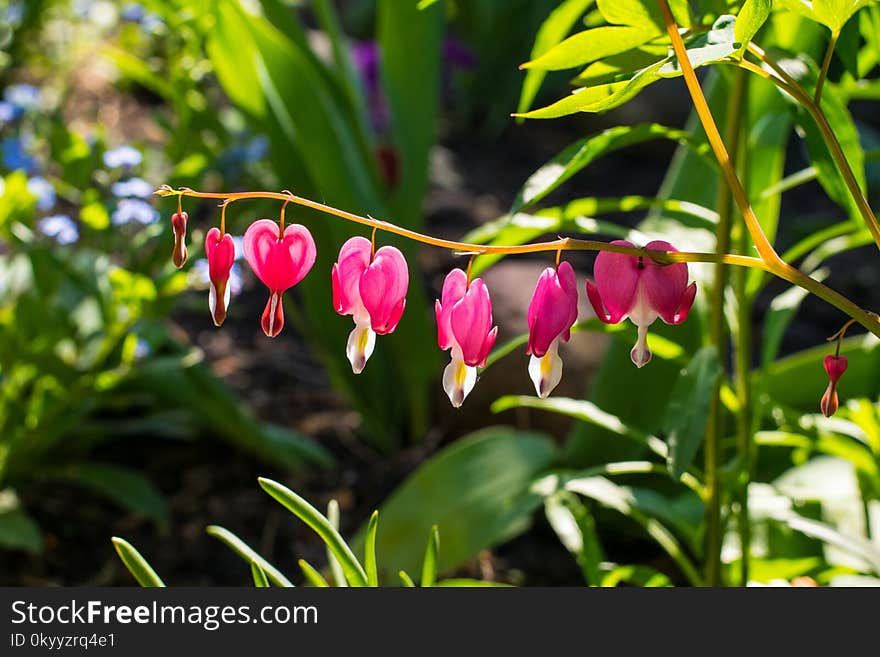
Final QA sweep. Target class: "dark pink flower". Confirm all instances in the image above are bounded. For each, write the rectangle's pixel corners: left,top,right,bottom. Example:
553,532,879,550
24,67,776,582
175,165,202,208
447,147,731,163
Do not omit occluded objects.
526,261,579,397
331,236,408,373
435,269,498,407
243,219,316,338
204,227,235,327
820,354,848,417
586,240,696,368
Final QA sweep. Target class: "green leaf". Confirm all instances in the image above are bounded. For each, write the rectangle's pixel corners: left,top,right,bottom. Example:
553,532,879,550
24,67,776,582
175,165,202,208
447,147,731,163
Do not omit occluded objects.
545,492,604,585
810,0,874,31
573,44,668,86
663,347,723,479
658,15,739,74
522,25,658,71
357,428,557,577
251,561,270,588
518,0,597,115
420,525,440,587
298,559,331,587
492,396,671,460
561,476,702,584
378,0,443,218
435,579,512,587
44,463,167,526
596,0,691,30
206,525,294,588
510,124,699,214
398,570,416,587
734,0,772,54
741,557,822,583
364,510,379,587
325,500,348,588
112,537,165,587
259,479,368,587
601,564,673,587
0,503,42,554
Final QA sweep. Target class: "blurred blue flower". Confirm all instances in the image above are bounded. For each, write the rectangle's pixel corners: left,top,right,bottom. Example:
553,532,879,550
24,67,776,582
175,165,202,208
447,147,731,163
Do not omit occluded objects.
193,259,244,296
0,101,21,124
27,177,55,211
4,2,24,26
120,2,144,21
38,214,79,245
112,177,153,198
103,145,143,169
232,235,244,260
112,198,158,225
246,136,269,162
3,84,41,111
2,137,38,173
141,13,164,33
134,338,152,359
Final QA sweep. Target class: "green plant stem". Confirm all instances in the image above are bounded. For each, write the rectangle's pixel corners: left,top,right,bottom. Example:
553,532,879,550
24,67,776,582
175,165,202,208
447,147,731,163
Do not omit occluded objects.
731,72,753,588
814,28,839,104
744,44,880,251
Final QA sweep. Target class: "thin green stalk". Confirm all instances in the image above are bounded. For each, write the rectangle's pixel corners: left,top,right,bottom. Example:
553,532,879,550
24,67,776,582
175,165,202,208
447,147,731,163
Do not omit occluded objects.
732,72,753,588
704,68,747,587
815,28,840,104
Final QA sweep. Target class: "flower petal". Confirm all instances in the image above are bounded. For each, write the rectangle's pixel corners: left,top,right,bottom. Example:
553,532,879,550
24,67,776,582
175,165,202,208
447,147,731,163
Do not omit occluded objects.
332,236,371,317
261,291,285,338
527,262,579,357
346,322,376,374
436,268,468,351
528,340,563,398
641,240,689,324
590,240,639,323
442,353,477,408
451,278,494,366
243,219,316,292
360,245,409,334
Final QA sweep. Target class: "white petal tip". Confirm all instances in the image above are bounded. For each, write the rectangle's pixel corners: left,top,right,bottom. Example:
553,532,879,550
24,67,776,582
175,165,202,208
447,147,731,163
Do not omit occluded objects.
346,324,376,375
443,357,477,409
529,348,562,398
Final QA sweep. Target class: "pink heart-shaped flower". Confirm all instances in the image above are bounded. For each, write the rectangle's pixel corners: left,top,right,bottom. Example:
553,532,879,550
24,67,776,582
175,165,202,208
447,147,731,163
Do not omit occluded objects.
243,219,316,292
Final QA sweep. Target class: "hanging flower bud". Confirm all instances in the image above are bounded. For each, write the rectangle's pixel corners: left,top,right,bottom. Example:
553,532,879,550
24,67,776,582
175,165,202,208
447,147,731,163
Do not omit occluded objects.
820,354,848,417
331,236,408,373
586,240,696,368
171,211,188,268
243,219,316,338
526,261,579,398
204,227,235,327
435,269,498,407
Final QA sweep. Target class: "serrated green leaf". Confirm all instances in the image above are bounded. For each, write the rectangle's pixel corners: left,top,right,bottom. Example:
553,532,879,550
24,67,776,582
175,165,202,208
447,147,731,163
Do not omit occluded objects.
663,347,723,479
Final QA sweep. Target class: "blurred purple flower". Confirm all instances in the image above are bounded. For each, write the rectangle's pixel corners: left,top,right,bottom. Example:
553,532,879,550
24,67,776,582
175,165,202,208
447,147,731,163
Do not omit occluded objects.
134,338,152,359
112,177,153,198
27,177,55,211
0,101,22,124
4,2,24,26
193,259,244,296
3,84,41,111
120,3,145,22
443,37,477,70
2,137,38,173
103,145,143,169
38,214,79,245
112,198,158,225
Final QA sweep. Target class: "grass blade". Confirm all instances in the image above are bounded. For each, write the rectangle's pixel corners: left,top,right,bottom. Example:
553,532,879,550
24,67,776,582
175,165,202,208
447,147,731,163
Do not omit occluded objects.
251,561,269,588
398,570,416,587
206,525,294,588
259,478,368,587
364,511,380,587
420,525,440,587
111,537,165,587
298,559,331,588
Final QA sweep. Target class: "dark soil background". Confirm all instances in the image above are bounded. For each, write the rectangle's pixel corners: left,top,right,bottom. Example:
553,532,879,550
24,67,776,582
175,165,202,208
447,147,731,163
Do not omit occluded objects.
3,81,879,587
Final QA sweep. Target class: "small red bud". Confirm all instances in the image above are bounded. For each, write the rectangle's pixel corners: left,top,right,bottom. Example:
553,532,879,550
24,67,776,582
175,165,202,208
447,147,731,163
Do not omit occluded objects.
171,211,188,268
820,355,848,417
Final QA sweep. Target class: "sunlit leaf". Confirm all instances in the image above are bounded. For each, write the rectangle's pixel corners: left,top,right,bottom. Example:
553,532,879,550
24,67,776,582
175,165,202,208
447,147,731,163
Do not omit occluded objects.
112,537,165,587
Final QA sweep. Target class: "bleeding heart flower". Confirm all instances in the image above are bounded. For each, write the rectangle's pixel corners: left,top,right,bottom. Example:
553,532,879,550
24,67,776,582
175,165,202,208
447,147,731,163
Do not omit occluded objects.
820,354,848,417
435,268,498,407
205,227,235,327
586,240,696,368
243,218,316,337
171,211,188,268
526,261,579,398
331,236,408,373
